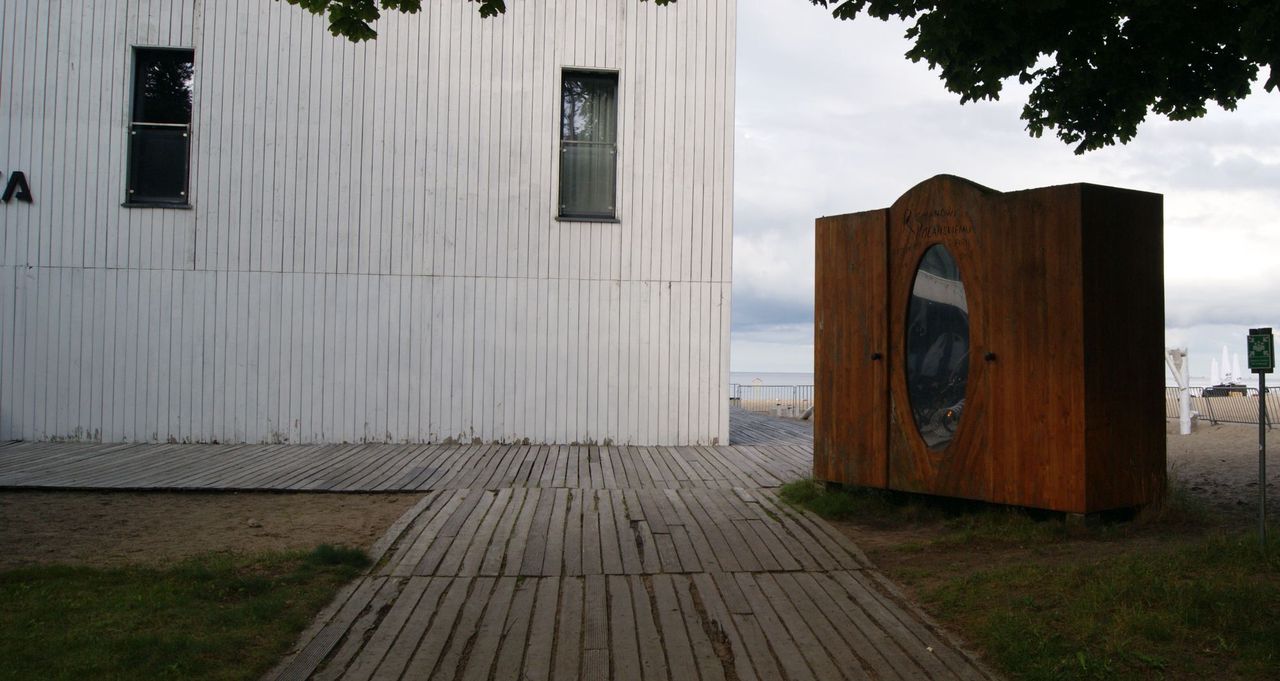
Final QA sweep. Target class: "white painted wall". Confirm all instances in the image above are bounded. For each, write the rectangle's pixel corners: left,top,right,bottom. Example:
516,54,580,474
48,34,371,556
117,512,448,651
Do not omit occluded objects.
0,0,735,445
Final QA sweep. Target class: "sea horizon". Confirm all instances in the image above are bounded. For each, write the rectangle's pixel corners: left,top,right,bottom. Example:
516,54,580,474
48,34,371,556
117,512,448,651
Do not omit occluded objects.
729,371,816,386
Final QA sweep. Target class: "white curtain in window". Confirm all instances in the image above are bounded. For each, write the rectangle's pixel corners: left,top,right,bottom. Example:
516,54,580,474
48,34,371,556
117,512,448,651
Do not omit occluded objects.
560,72,617,218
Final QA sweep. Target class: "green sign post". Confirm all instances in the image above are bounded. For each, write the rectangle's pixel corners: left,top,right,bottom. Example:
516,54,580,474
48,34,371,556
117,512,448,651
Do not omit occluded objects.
1250,331,1275,372
1249,327,1273,549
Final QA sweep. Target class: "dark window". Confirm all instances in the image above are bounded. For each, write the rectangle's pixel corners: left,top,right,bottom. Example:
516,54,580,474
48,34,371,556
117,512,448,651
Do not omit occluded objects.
127,48,194,206
559,70,618,220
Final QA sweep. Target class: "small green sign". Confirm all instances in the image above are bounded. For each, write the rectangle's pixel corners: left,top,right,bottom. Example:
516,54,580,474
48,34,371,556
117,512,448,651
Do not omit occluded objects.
1248,327,1274,372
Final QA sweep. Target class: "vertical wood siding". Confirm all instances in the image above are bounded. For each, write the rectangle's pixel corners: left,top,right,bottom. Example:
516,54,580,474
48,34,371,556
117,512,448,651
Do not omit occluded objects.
0,0,735,445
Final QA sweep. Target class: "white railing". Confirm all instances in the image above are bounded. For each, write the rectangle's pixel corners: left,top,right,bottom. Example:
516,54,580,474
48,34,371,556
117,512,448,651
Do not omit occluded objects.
1165,386,1277,427
729,384,814,417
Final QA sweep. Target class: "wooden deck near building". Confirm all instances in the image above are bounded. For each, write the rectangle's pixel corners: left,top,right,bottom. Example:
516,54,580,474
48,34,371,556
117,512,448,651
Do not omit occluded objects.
0,409,812,493
0,410,992,680
728,407,814,446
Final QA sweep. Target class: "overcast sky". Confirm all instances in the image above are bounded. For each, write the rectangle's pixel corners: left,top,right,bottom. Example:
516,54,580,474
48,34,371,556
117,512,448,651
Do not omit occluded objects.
731,0,1280,382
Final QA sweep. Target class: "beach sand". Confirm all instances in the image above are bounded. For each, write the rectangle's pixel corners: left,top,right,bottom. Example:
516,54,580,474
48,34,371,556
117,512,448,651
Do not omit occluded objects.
1168,420,1278,525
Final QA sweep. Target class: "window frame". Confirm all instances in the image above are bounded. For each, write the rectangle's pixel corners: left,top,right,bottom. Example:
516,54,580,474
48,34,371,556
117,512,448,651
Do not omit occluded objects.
124,46,195,209
557,68,620,223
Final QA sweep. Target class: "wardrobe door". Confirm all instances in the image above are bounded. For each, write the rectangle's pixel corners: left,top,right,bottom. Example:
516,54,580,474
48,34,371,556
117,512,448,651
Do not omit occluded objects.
886,177,993,500
815,210,888,487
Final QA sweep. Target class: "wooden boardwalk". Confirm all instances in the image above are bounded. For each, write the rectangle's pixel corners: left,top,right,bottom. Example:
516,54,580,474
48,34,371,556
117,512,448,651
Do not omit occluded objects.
0,409,811,492
0,411,992,679
270,488,991,680
0,442,810,492
728,407,814,446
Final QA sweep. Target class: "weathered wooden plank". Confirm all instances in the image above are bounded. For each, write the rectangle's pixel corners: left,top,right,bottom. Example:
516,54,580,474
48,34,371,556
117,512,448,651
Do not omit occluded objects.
583,649,610,681
385,491,468,577
426,576,497,681
481,444,525,489
404,444,467,490
854,570,991,679
751,573,844,681
501,488,542,576
630,576,671,681
733,573,816,681
622,491,662,573
582,490,604,575
661,445,701,488
673,576,727,681
670,488,742,573
599,445,619,489
541,488,570,576
583,574,609,652
564,487,585,576
609,489,644,575
527,445,554,487
551,445,570,488
158,444,282,489
691,573,764,681
565,445,582,488
393,577,474,680
350,444,434,491
759,490,867,570
607,575,643,681
515,577,558,681
367,493,436,566
588,446,605,490
455,577,518,681
737,495,829,572
518,487,557,575
691,491,768,570
333,577,431,681
479,487,526,576
746,517,802,571
366,577,453,681
410,490,486,576
824,571,955,679
666,490,726,572
652,574,699,676
633,489,669,533
272,576,386,681
536,445,559,488
373,444,438,491
787,573,906,681
596,489,624,575
553,576,584,681
457,488,514,576
616,444,649,488
492,576,540,679
431,489,498,576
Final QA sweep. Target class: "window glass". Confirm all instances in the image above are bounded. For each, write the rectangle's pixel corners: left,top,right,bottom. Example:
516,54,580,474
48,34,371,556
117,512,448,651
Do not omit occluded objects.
132,49,193,124
905,244,970,450
560,70,617,219
562,73,617,142
128,127,189,203
127,48,193,205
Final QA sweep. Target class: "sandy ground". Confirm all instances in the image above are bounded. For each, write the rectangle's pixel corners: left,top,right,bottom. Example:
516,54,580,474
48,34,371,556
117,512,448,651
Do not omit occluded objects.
0,491,420,569
1168,421,1278,524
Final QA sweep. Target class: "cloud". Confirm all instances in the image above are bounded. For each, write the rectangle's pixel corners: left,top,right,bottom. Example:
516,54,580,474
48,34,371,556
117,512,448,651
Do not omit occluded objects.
731,0,1280,374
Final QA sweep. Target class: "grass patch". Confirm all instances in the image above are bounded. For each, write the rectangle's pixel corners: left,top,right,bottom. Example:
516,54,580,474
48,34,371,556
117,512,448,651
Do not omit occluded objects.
783,477,1279,679
926,533,1280,680
0,544,368,681
779,477,1211,548
778,478,920,523
779,478,1055,543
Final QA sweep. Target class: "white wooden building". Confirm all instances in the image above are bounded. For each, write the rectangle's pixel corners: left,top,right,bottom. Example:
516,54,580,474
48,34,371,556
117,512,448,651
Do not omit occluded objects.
0,0,735,445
